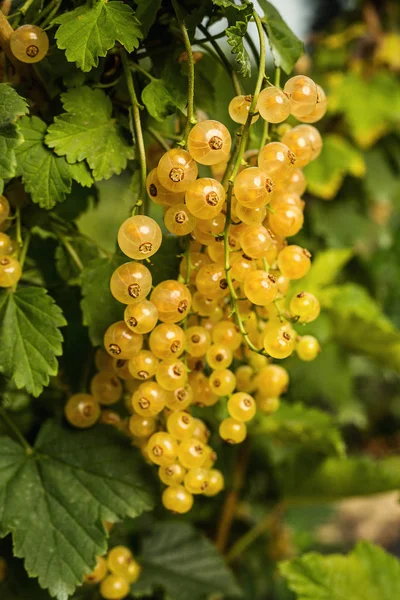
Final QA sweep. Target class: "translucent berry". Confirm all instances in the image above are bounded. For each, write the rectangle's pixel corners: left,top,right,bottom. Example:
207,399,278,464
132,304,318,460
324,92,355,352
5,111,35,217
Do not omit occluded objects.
234,167,274,208
157,148,198,192
65,394,100,428
257,395,280,414
268,202,304,237
206,344,233,370
281,126,314,167
275,168,307,196
295,124,323,160
95,348,114,372
187,119,231,165
258,86,291,123
228,392,256,422
228,94,258,124
244,270,278,305
179,251,211,285
185,177,225,219
277,245,311,279
219,417,247,444
164,203,195,235
290,291,320,323
178,437,206,469
165,385,193,411
162,485,193,513
110,261,152,304
256,364,289,396
90,371,122,405
296,335,321,361
84,556,108,584
124,299,158,334
196,263,229,299
230,253,256,283
149,323,186,359
209,369,236,396
159,462,186,485
184,467,210,494
263,328,294,359
185,326,211,357
150,280,191,323
10,25,49,64
128,349,159,380
258,141,296,181
128,414,156,437
100,574,129,600
235,202,267,225
118,215,161,260
146,168,184,206
167,410,195,440
300,85,327,123
284,75,318,118
0,196,10,225
147,431,178,466
204,469,224,496
156,358,187,391
192,418,210,443
107,546,141,583
212,320,242,350
104,321,143,359
240,224,274,259
131,381,166,416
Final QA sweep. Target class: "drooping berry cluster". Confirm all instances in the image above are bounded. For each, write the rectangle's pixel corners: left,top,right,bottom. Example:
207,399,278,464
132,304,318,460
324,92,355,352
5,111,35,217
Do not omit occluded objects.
84,545,140,600
64,74,326,514
0,195,21,288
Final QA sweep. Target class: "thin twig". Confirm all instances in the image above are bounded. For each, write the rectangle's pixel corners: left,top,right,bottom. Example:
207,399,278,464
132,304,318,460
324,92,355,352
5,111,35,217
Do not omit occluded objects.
0,406,33,453
198,24,242,97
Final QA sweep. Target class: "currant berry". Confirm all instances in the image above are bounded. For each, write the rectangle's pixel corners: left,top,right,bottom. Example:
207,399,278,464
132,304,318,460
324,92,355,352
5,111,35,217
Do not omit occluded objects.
187,119,231,165
281,126,314,167
100,574,130,600
167,411,195,440
162,485,193,513
84,556,108,584
228,392,256,422
157,148,198,192
212,320,242,350
186,325,211,356
149,323,186,359
284,75,318,118
209,369,236,396
90,371,122,405
275,168,307,196
230,253,255,283
290,291,320,323
239,224,274,259
147,431,178,466
185,177,225,219
268,203,304,237
118,215,161,260
104,321,143,359
235,202,267,225
257,86,291,122
256,364,289,396
235,365,255,393
296,335,321,361
179,251,211,285
128,414,156,438
270,191,304,211
244,270,278,305
131,381,166,416
258,141,296,181
189,371,218,407
228,94,258,124
107,546,140,583
65,394,100,428
196,263,229,299
299,85,327,123
128,349,159,380
110,262,152,304
204,469,224,496
234,167,274,208
124,299,158,334
159,462,186,486
112,358,132,380
94,348,114,372
0,196,10,225
150,280,191,323
277,245,311,279
0,256,21,287
192,418,210,443
146,168,184,206
263,328,294,359
202,445,217,469
10,25,49,64
206,344,233,370
178,437,206,469
257,395,280,414
165,385,193,411
164,203,195,235
219,417,247,444
294,124,323,160
0,232,15,257
156,358,187,391
184,467,210,494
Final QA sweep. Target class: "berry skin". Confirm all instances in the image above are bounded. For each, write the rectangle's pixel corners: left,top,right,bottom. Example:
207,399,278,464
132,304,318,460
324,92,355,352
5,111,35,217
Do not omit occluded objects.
110,261,152,305
281,126,314,167
156,358,187,391
284,75,318,118
239,224,274,259
0,256,21,287
196,264,229,299
159,462,186,485
204,469,224,496
118,215,161,260
84,556,108,584
100,574,129,600
228,94,259,124
178,437,206,469
167,411,195,440
234,167,274,208
128,414,156,438
185,325,211,357
188,120,231,166
184,468,210,494
300,85,327,123
263,328,294,359
268,202,304,237
186,177,226,219
206,344,233,370
128,350,159,380
150,280,191,323
192,418,210,443
107,546,141,582
104,321,143,359
258,86,291,123
230,253,256,283
124,300,158,334
290,291,320,323
149,323,186,359
219,418,247,444
112,358,132,380
164,203,195,235
295,124,323,160
147,431,178,466
235,202,267,225
257,395,280,414
209,369,236,396
162,485,193,513
275,168,307,196
258,141,296,181
65,394,100,428
10,25,49,63
228,392,256,422
212,320,242,350
296,335,321,361
179,251,211,285
270,191,304,211
244,270,278,306
256,364,289,396
165,385,193,411
0,232,15,256
90,371,122,405
95,348,114,372
131,381,166,416
146,168,184,206
277,245,311,279
157,148,198,193
0,196,10,225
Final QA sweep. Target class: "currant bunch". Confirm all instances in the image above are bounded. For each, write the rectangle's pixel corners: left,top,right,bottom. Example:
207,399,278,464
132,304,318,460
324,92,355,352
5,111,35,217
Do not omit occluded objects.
84,545,141,599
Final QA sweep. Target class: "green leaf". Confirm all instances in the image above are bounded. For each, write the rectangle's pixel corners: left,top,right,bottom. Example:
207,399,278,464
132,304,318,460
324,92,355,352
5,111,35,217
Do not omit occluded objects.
142,78,176,122
226,21,251,77
254,402,346,458
46,87,133,181
0,84,28,125
15,116,72,209
0,420,154,600
135,0,161,36
81,255,126,346
69,162,94,188
54,0,142,72
131,522,242,599
0,287,66,397
280,541,400,600
259,0,304,74
309,200,376,249
304,134,366,199
0,123,23,180
0,554,51,600
55,239,99,285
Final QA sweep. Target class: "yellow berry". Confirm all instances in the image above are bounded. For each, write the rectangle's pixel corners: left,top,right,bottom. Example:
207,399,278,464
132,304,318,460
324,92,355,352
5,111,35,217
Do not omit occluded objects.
162,485,193,513
118,215,161,260
90,371,122,405
150,280,191,323
110,262,152,305
104,321,143,359
100,574,129,600
65,394,100,428
157,148,198,192
219,418,247,444
228,94,259,124
0,256,21,287
187,119,231,165
227,392,256,422
131,381,166,416
296,335,321,361
147,431,178,466
159,462,186,485
10,25,49,64
258,86,291,123
204,469,224,496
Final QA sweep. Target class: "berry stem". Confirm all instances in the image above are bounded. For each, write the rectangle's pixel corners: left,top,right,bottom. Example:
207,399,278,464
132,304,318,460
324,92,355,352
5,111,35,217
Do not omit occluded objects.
130,62,155,81
171,0,196,143
121,49,147,215
275,66,281,87
58,233,84,272
198,24,243,97
147,126,171,152
0,406,33,453
19,231,31,270
39,0,62,29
